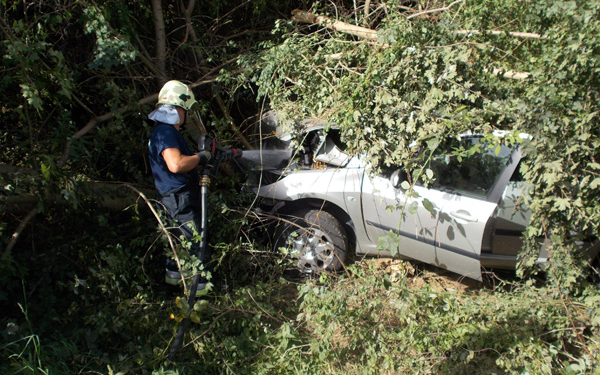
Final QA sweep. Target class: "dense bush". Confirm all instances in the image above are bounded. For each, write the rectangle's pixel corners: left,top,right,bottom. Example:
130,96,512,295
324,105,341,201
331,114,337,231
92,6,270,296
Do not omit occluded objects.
2,0,599,373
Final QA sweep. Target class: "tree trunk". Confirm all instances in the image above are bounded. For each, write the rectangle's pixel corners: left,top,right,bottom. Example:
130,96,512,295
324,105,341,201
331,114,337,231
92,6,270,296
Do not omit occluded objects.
151,0,168,82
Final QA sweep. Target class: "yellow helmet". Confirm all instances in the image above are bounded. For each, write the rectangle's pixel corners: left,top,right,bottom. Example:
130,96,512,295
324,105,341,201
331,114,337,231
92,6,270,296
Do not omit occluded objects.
157,80,197,111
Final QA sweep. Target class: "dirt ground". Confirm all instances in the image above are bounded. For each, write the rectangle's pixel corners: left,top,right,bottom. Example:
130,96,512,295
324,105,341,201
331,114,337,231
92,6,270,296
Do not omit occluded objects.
368,257,489,294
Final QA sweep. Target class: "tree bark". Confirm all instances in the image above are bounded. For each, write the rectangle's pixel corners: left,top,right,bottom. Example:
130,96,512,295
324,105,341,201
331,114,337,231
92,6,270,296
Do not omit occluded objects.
215,94,254,150
151,0,168,82
291,9,378,41
454,29,547,39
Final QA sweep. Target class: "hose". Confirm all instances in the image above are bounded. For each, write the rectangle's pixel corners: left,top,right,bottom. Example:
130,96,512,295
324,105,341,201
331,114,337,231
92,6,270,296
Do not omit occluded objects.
168,170,210,361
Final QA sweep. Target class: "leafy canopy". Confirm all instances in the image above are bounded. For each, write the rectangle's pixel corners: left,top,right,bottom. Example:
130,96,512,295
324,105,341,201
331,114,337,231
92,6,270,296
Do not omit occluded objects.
238,0,600,290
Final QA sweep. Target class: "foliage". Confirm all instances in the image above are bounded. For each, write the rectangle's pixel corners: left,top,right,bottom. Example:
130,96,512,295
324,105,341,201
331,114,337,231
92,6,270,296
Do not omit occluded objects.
0,181,268,374
1,0,600,374
281,262,600,374
0,0,298,373
5,254,600,374
238,0,600,290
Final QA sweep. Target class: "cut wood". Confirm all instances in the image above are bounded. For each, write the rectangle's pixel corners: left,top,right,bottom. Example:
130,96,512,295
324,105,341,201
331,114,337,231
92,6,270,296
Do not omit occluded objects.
454,29,547,39
484,67,532,80
291,9,378,41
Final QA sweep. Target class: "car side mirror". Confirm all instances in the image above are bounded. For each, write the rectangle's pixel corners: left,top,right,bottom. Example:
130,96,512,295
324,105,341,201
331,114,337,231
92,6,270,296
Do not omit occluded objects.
390,168,408,189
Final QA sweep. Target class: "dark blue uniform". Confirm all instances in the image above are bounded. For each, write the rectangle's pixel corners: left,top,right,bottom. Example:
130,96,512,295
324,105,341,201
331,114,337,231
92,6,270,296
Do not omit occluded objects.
148,123,207,262
148,123,199,193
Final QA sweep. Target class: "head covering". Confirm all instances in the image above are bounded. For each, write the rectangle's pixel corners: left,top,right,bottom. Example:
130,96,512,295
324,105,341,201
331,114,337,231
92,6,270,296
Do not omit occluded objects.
156,80,197,111
148,104,180,125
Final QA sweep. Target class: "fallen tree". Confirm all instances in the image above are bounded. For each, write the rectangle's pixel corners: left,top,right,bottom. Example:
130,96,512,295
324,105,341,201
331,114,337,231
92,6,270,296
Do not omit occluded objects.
238,0,600,291
290,8,533,79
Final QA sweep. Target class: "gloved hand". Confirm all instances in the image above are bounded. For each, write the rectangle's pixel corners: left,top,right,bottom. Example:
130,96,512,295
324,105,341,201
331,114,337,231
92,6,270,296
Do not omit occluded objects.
196,133,242,165
197,134,215,165
216,147,242,161
196,150,211,165
198,134,214,154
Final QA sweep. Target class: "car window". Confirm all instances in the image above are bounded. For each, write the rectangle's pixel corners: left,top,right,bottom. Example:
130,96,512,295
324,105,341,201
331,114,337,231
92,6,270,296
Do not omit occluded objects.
509,160,525,182
420,136,512,198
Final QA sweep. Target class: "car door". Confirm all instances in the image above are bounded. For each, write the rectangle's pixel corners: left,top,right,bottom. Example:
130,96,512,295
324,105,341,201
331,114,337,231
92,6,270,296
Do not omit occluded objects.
361,135,519,280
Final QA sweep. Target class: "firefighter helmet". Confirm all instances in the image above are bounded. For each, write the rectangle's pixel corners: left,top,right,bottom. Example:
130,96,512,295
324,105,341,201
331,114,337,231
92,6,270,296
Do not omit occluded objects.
157,80,197,111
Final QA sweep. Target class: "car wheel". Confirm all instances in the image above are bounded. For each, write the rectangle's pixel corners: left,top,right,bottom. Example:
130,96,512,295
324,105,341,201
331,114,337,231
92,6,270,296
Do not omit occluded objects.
275,209,348,274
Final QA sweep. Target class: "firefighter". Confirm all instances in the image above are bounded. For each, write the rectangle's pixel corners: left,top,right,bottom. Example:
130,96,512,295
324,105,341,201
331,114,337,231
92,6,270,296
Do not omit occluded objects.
147,80,212,289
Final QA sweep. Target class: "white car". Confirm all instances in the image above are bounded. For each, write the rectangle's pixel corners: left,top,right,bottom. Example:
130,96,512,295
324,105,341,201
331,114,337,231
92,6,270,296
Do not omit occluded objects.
245,118,599,281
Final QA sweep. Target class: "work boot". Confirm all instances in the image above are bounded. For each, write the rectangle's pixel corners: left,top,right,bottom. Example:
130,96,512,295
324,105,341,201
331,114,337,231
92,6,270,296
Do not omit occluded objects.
165,258,181,285
165,259,211,297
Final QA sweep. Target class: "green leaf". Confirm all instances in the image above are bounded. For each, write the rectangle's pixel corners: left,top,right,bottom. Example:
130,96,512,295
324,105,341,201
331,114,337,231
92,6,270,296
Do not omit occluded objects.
190,311,200,324
494,145,501,156
425,168,434,180
422,198,435,214
193,299,209,312
408,201,419,214
426,138,440,151
553,198,570,211
20,83,43,111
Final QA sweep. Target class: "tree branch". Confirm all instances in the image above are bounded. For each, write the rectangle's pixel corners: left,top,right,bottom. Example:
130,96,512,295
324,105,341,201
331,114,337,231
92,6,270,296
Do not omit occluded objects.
484,67,531,80
454,29,547,39
1,164,156,211
215,94,254,150
182,0,210,73
290,9,533,80
151,0,168,82
2,207,39,266
291,9,378,41
363,0,371,27
58,94,158,167
406,0,464,20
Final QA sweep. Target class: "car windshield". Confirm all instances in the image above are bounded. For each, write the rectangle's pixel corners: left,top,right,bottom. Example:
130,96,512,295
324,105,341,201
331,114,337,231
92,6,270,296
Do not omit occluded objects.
422,136,512,198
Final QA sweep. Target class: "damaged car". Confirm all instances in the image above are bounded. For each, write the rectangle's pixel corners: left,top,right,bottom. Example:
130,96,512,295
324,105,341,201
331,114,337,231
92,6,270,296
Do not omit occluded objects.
245,116,600,281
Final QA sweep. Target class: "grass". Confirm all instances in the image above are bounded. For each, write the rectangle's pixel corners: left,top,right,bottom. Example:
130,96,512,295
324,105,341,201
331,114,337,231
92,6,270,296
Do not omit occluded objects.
2,258,600,375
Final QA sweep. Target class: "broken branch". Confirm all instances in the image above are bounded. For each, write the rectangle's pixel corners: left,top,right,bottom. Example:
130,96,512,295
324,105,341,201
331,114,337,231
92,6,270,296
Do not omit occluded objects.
291,9,378,41
406,0,464,20
454,29,547,39
2,207,39,265
290,9,533,80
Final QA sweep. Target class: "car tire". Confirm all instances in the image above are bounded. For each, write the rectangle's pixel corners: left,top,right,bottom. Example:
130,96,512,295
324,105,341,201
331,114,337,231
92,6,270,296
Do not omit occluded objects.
274,208,348,274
